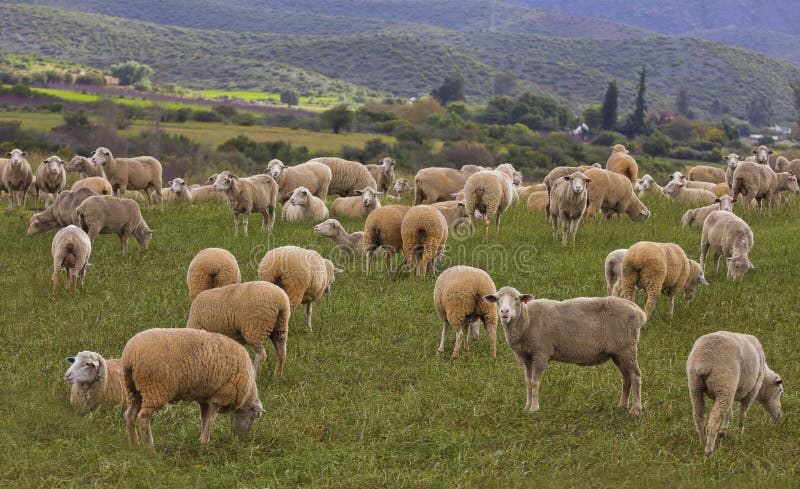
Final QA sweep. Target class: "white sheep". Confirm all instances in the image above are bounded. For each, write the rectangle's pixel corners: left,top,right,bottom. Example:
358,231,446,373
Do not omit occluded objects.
391,178,414,199
164,177,193,202
680,195,736,228
282,186,330,223
604,248,627,296
266,159,332,203
313,218,364,258
434,266,497,358
464,169,514,240
186,248,241,301
309,156,376,196
663,179,717,205
212,171,278,236
64,351,125,412
90,147,163,210
51,225,92,295
730,161,799,213
34,155,66,207
366,157,395,193
723,153,743,187
414,167,471,204
638,174,664,197
750,145,773,166
700,211,754,281
65,155,106,179
76,195,153,253
548,171,590,245
330,187,381,219
2,148,33,209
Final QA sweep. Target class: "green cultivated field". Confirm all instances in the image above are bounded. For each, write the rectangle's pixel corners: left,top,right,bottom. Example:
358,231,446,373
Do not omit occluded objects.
0,194,798,487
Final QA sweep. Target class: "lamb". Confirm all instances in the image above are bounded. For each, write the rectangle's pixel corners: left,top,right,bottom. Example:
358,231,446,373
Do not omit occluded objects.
464,169,514,240
604,248,627,296
688,165,726,184
27,188,98,236
90,147,163,210
71,176,113,196
730,161,799,213
363,205,410,276
680,195,736,228
187,281,290,379
723,153,744,187
50,225,92,295
484,287,646,415
434,266,497,358
526,191,548,212
638,174,664,197
583,168,650,221
605,144,638,183
687,331,783,453
700,211,754,281
65,155,106,179
365,157,395,193
330,187,382,219
620,241,708,319
2,148,33,209
391,178,414,198
400,205,448,277
548,172,590,245
431,200,472,232
313,218,364,258
122,328,264,450
266,159,332,203
663,180,717,205
282,186,329,223
34,156,66,207
64,351,125,412
76,195,153,253
257,246,342,332
308,156,376,196
413,167,471,204
212,171,278,236
186,248,241,302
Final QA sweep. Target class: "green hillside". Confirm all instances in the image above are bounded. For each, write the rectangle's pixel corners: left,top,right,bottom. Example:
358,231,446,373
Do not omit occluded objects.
691,27,800,64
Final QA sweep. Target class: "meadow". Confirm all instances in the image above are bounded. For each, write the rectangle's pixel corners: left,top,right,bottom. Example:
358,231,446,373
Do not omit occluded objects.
0,186,798,487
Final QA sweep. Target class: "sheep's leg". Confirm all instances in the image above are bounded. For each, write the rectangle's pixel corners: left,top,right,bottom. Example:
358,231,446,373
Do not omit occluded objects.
626,354,643,416
527,362,544,412
305,302,313,332
270,330,287,379
569,218,580,246
562,217,570,246
138,415,154,451
688,376,707,447
483,215,490,241
495,212,501,232
484,317,497,358
126,399,141,447
611,278,621,297
51,267,59,297
252,344,267,379
452,326,464,358
119,231,128,254
551,215,558,241
437,320,449,354
523,361,534,411
79,266,86,289
667,294,676,319
714,251,722,273
198,402,218,445
738,397,753,434
233,211,239,237
705,394,733,454
700,239,710,271
611,355,631,410
643,286,659,320
242,212,250,237
719,405,733,438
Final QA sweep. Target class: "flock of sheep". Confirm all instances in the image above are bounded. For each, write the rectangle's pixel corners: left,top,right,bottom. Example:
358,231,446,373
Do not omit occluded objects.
3,140,794,454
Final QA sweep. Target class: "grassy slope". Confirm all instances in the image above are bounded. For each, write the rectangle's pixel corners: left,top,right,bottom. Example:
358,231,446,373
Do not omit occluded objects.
0,186,798,486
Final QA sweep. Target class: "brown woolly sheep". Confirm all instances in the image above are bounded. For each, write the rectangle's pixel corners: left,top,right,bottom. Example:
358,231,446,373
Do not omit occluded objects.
186,248,241,301
606,144,638,183
680,195,736,228
584,168,650,221
51,225,92,295
400,205,448,277
413,167,471,204
434,266,497,358
330,187,382,219
64,351,125,412
464,169,514,240
71,176,113,196
65,155,105,179
90,147,163,210
688,165,726,184
76,195,153,253
526,191,548,213
212,171,278,236
730,161,799,213
266,159,332,203
366,157,395,193
431,200,472,232
363,205,410,276
309,157,376,196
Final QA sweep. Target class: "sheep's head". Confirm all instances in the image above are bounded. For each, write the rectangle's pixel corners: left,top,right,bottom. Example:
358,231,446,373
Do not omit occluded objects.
212,171,237,192
27,212,54,236
170,178,187,194
323,259,344,294
726,254,753,281
684,261,709,301
633,179,643,194
784,174,799,194
289,186,311,206
393,178,411,194
668,171,687,185
206,173,218,185
230,398,264,436
65,156,87,172
610,144,629,154
380,157,395,173
266,159,286,178
90,147,112,166
313,218,341,237
626,198,650,221
715,195,736,213
64,351,103,385
7,148,26,167
564,172,590,195
484,286,533,326
43,156,64,174
757,369,783,420
662,179,684,197
723,153,741,170
752,145,773,164
640,175,656,191
355,187,381,207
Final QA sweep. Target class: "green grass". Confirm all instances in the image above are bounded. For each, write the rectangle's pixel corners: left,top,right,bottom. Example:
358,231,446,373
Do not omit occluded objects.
30,87,212,111
0,191,798,487
197,90,342,112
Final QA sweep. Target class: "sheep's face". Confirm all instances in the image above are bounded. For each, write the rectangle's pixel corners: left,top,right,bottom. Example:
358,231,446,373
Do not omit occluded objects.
684,263,709,301
723,154,741,170
356,188,380,207
380,158,395,173
564,172,590,195
170,178,186,194
715,196,736,213
289,187,310,206
313,219,340,237
44,156,64,174
640,175,656,191
513,171,523,186
626,199,650,221
230,398,264,436
7,148,26,167
726,255,753,281
757,371,783,420
484,286,533,326
668,171,687,185
662,180,683,197
633,179,643,193
90,147,112,166
27,213,53,236
65,156,86,172
753,145,772,164
267,160,285,178
212,172,235,192
392,179,410,194
63,352,101,385
785,174,799,194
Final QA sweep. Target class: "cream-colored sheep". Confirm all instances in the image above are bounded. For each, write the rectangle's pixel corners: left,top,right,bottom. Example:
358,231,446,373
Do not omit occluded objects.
460,164,489,174
485,287,646,415
313,219,364,258
464,170,514,240
257,246,341,331
526,191,548,213
700,211,754,281
638,174,664,197
663,180,717,205
431,200,472,232
90,147,163,210
730,161,799,213
65,155,105,179
186,248,241,301
330,187,381,219
723,153,744,187
187,281,290,379
27,188,97,236
71,176,113,196
687,331,783,453
391,178,414,198
2,148,33,209
212,171,278,236
434,266,497,358
584,168,650,221
606,144,638,183
76,195,153,253
64,351,125,412
413,167,471,204
772,156,800,176
688,165,726,184
604,248,627,296
51,225,92,295
163,178,193,203
34,156,66,207
516,183,546,202
543,164,601,192
548,172,590,245
680,195,736,228
309,157,376,196
282,186,329,223
266,159,332,203
188,184,227,204
366,157,395,193
709,182,730,197
122,328,264,450
751,145,773,166
401,205,448,277
363,205,409,276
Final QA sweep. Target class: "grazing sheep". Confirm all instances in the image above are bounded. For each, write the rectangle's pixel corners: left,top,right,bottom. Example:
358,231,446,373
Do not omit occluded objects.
2,148,33,209
663,180,717,205
723,153,744,187
122,328,264,450
526,191,548,213
266,159,332,203
309,157,376,197
730,161,799,213
27,188,97,236
34,156,66,207
604,248,627,296
400,205,448,277
485,287,646,415
282,186,329,223
90,147,163,210
606,144,638,183
620,241,707,319
186,248,241,301
751,145,773,166
584,168,650,221
51,225,92,295
434,266,497,358
688,165,726,184
71,176,113,196
76,195,153,253
413,167,471,204
687,331,783,453
638,174,664,197
548,172,590,245
366,157,395,193
330,187,381,219
187,282,290,379
212,171,278,236
431,200,472,232
65,155,105,179
464,169,514,240
257,246,341,332
700,211,754,281
313,218,364,258
680,195,736,228
363,205,410,276
64,351,125,412
391,178,414,198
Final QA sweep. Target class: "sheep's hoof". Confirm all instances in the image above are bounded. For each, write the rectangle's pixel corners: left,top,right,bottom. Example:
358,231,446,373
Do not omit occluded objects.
628,406,642,416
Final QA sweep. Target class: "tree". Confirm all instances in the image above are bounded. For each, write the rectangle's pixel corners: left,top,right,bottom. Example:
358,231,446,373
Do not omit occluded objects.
280,90,299,107
493,72,517,96
110,60,154,87
676,86,690,117
746,94,772,127
601,81,618,130
320,105,353,134
582,105,603,130
431,75,465,105
624,68,648,136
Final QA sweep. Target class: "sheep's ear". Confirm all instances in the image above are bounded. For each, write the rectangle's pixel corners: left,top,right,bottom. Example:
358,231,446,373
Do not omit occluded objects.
625,149,630,154
520,294,534,304
333,267,344,273
732,198,737,203
483,294,498,303
21,151,27,156
564,175,572,180
715,198,721,203
167,180,173,186
42,159,47,164
457,201,465,208
752,149,758,154
5,152,10,157
449,193,457,199
768,149,774,154
585,178,592,183
90,360,100,369
748,261,755,270
699,275,710,286
775,378,783,385
66,357,75,364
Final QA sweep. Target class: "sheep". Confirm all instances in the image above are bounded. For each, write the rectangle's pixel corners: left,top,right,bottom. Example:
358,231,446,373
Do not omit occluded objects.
313,218,364,258
583,168,650,221
27,188,98,236
64,351,125,412
163,178,193,202
464,169,514,240
71,176,113,196
751,145,773,166
687,331,783,453
605,144,638,183
543,163,601,191
330,187,381,219
186,248,241,302
391,178,414,198
188,184,227,204
772,156,800,176
434,266,497,358
257,246,342,332
638,174,664,197
709,182,730,197
431,200,472,232
363,205,410,276
187,282,290,379
2,148,33,209
516,183,546,202
89,147,163,210
730,161,799,213
700,211,754,281
308,156,376,197
65,155,105,179
265,159,332,203
281,186,329,223
526,191,548,213
50,225,92,295
413,167,471,204
460,164,489,174
723,153,744,187
484,287,646,415
122,328,264,450
680,195,736,228
688,165,726,184
400,205,448,277
76,195,153,253
663,180,717,205
34,156,66,207
212,171,278,236
548,172,590,245
604,248,627,296
365,157,395,193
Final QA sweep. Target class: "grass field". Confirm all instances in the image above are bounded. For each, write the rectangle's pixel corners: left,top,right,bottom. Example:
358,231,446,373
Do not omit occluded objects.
0,189,798,487
196,90,342,112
